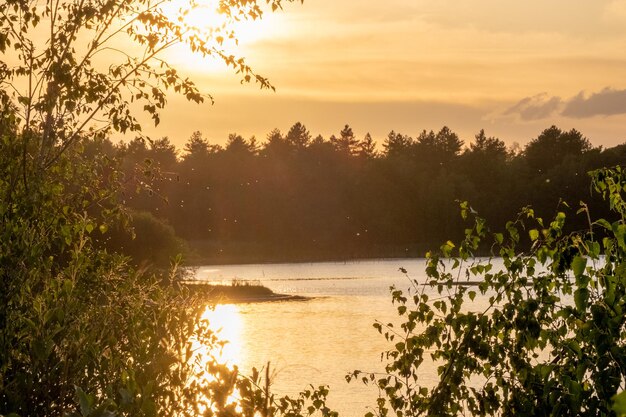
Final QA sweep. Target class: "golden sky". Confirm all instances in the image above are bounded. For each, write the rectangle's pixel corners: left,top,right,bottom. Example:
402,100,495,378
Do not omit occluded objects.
145,0,626,149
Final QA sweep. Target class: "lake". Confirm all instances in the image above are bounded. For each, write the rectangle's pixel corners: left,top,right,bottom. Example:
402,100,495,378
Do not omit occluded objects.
193,258,477,416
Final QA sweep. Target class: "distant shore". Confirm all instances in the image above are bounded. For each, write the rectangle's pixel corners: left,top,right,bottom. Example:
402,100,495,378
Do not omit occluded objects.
183,239,437,266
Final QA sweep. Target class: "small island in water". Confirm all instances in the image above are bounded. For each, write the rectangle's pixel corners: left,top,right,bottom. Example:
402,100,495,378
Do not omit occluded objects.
182,279,309,304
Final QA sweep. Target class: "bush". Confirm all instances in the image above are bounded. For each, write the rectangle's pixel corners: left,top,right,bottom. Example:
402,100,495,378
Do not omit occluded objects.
0,122,336,416
0,125,223,415
350,166,626,417
101,210,186,268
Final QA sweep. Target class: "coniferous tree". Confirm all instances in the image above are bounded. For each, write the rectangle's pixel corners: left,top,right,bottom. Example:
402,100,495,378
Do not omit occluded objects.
285,122,312,149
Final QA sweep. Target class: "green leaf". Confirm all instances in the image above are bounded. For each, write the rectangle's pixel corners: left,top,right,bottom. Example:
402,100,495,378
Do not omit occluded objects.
529,229,539,242
75,386,94,416
468,291,476,301
32,339,49,361
590,241,601,258
574,288,589,311
141,399,157,417
63,279,73,295
595,218,612,231
571,256,587,278
613,390,626,416
615,224,626,250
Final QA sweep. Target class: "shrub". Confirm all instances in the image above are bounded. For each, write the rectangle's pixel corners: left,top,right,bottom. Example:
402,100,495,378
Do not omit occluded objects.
0,126,223,415
350,166,626,417
101,210,186,268
0,125,336,416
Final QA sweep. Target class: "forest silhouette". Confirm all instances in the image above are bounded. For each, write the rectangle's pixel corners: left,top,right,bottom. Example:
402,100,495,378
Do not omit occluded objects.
93,123,626,264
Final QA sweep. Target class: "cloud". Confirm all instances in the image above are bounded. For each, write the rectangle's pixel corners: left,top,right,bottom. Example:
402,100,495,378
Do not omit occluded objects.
562,88,626,118
503,93,562,121
502,88,626,121
605,0,626,20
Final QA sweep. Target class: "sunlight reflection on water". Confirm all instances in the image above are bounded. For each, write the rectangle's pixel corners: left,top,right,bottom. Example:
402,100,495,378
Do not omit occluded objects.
201,304,243,367
189,305,245,415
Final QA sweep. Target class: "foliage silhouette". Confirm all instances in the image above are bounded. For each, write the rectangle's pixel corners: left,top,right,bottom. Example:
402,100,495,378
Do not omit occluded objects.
348,166,626,416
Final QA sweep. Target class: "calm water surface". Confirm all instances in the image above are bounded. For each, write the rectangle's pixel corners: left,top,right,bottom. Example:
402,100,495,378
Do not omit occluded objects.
193,259,489,416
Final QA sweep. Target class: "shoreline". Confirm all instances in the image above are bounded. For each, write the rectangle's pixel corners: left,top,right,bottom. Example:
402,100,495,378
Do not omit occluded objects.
183,251,505,267
184,254,428,267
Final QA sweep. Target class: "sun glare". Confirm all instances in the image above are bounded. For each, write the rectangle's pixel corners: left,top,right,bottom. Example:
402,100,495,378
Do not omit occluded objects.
188,304,244,413
161,0,280,73
164,0,226,34
200,304,243,367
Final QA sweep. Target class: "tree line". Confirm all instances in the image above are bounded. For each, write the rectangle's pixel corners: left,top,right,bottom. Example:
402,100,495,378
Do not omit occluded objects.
92,123,626,263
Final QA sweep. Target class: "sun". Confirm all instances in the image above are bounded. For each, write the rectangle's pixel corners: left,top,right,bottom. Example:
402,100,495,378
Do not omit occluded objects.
160,0,280,72
162,0,227,37
161,0,278,46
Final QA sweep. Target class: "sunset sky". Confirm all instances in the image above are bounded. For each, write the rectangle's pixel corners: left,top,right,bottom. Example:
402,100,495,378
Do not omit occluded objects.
149,0,626,149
